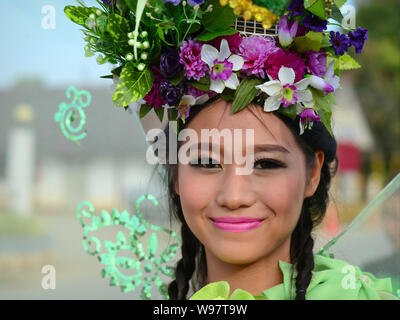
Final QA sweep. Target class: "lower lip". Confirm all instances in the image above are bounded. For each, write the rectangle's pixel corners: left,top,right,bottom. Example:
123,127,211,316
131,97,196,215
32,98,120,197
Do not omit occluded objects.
211,220,263,232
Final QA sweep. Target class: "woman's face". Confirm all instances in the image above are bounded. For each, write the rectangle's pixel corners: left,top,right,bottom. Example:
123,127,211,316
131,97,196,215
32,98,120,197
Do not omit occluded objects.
175,99,322,265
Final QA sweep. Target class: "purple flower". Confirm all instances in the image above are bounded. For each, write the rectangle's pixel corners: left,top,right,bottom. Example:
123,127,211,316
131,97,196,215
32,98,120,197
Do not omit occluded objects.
280,84,298,108
299,108,320,125
302,13,328,32
299,108,321,134
187,85,217,99
159,80,186,106
101,0,117,6
163,0,183,5
306,50,327,77
179,40,209,81
188,0,205,6
160,49,182,79
329,31,351,56
239,35,278,79
287,0,304,18
210,58,233,81
348,27,368,54
144,65,167,109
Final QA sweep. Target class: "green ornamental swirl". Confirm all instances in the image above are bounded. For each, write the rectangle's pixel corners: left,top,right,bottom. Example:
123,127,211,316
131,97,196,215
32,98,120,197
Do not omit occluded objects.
54,86,92,141
77,194,181,300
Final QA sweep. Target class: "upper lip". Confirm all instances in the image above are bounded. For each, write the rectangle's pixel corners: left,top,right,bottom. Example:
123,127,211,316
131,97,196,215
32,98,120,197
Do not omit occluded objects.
210,216,265,223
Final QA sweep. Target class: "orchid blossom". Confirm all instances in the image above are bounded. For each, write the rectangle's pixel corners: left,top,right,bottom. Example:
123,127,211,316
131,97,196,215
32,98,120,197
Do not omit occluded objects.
309,61,340,94
255,66,312,112
201,39,244,93
278,15,298,48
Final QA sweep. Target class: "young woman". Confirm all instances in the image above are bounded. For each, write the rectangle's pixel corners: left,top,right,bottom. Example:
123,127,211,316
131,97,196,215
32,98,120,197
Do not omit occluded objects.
156,95,395,300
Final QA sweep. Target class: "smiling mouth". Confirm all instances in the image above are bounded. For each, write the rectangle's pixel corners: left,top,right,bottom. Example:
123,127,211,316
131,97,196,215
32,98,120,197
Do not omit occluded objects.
209,216,265,233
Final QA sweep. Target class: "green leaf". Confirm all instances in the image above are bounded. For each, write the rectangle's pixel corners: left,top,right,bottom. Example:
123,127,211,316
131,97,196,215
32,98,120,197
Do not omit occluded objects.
84,45,95,57
304,0,326,19
154,107,165,122
294,31,323,53
329,5,344,22
113,64,154,107
169,69,184,86
189,75,210,92
100,74,114,79
220,88,235,102
202,0,238,32
337,54,361,70
139,104,152,118
333,0,347,8
277,104,297,120
96,55,108,65
231,77,263,113
106,13,131,51
167,107,178,122
64,6,96,27
96,14,107,34
310,87,333,136
133,0,148,60
196,29,238,42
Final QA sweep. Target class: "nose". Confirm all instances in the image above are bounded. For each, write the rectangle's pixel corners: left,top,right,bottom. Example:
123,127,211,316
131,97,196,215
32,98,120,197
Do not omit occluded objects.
215,167,256,210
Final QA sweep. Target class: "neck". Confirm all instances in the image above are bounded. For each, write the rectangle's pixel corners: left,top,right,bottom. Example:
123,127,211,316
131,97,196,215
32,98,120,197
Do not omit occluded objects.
204,236,291,296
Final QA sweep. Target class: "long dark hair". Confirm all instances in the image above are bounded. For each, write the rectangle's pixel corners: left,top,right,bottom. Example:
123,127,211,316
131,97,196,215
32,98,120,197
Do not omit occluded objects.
152,94,338,300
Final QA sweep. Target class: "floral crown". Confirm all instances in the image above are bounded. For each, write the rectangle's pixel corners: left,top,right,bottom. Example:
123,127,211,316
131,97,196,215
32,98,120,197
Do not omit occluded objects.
65,0,368,136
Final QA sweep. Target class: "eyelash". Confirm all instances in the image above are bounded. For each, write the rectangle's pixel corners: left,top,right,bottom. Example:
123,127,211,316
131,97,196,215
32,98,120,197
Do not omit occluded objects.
189,156,285,170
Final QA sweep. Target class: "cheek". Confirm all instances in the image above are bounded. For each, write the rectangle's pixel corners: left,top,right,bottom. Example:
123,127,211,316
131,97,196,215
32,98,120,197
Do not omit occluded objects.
257,168,306,231
177,165,214,234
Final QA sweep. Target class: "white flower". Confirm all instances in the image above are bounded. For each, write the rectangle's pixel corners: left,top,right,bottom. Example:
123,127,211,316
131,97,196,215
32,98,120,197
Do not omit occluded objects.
255,66,312,112
201,39,244,93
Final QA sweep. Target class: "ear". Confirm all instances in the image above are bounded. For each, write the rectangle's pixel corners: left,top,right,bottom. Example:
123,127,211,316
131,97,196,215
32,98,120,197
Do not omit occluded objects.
304,150,325,198
174,175,180,195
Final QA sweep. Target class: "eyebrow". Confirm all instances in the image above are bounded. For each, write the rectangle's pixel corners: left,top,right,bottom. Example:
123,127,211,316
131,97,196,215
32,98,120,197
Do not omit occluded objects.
190,142,290,154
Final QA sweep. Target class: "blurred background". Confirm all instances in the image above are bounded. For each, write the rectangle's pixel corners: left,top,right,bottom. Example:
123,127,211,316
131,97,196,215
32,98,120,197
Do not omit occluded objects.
0,0,398,299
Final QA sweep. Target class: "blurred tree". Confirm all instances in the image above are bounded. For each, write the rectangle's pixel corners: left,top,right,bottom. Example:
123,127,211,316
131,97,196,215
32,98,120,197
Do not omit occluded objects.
354,0,400,182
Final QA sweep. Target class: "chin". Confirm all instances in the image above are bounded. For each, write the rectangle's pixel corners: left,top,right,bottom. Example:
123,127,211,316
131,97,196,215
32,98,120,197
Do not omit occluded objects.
213,247,263,265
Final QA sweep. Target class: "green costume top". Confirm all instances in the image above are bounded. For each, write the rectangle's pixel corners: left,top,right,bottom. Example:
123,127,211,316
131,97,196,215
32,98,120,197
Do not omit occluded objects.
190,253,399,300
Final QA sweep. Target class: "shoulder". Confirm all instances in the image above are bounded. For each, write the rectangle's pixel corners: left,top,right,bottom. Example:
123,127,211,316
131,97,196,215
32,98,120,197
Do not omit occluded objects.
303,254,398,300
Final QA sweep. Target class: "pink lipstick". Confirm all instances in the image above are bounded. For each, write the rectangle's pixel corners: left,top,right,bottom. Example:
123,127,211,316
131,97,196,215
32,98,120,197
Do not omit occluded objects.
210,216,264,233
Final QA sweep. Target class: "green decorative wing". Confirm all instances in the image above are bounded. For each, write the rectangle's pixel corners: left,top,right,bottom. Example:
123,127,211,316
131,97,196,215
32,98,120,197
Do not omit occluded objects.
77,194,181,300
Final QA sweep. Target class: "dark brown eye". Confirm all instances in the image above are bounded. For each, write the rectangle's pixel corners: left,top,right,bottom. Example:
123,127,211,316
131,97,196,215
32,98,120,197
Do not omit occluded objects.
254,158,284,169
190,157,221,169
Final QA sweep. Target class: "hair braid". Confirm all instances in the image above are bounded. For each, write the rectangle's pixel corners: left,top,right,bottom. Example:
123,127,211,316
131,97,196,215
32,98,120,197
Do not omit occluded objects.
168,221,199,299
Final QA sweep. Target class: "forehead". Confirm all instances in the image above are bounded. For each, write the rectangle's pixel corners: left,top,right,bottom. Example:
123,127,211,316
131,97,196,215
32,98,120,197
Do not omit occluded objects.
186,99,300,153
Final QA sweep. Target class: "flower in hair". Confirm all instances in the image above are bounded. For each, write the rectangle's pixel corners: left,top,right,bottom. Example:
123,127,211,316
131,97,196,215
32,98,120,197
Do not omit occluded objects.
159,80,186,106
266,48,307,83
278,15,298,48
287,0,305,18
309,61,340,94
302,12,328,32
329,31,351,56
201,39,244,93
179,39,209,81
160,48,182,79
238,35,278,79
348,27,368,54
306,50,327,78
256,66,312,111
297,103,321,135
